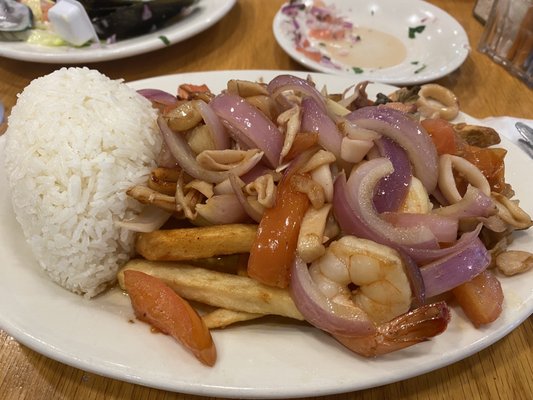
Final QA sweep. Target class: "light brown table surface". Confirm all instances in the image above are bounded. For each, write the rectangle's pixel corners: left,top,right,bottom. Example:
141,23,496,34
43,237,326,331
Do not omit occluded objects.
0,1,532,399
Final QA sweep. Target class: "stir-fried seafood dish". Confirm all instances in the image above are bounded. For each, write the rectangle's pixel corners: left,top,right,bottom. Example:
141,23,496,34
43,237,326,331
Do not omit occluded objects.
120,73,533,364
4,68,533,367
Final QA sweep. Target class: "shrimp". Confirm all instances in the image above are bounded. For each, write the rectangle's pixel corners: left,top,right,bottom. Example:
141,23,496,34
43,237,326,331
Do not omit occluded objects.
309,236,412,324
333,302,450,357
305,236,451,357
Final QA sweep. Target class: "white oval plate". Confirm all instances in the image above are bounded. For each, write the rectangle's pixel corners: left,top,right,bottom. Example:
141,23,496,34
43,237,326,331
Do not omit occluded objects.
0,70,531,399
0,0,235,64
273,0,470,85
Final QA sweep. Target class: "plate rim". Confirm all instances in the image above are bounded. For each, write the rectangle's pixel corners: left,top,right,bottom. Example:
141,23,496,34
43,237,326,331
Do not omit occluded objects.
272,0,470,85
0,69,531,399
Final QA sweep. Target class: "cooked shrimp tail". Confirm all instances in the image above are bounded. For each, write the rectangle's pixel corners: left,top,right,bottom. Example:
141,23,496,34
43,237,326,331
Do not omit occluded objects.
333,301,451,357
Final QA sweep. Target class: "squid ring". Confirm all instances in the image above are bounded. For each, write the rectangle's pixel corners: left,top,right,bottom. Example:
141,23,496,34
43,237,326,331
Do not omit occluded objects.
417,84,459,120
438,154,491,204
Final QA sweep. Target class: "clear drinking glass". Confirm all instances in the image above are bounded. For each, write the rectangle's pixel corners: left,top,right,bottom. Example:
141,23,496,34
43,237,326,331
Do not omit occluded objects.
478,0,533,86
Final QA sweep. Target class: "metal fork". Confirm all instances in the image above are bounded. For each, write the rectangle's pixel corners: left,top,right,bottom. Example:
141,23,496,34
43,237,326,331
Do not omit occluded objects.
515,122,533,158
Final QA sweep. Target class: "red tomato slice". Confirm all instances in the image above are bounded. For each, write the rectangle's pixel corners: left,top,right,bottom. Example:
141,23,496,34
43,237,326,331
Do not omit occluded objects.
308,28,332,40
452,270,503,328
296,46,323,63
308,28,346,40
283,132,319,161
247,173,310,288
421,118,458,155
123,270,217,366
422,118,507,193
460,145,507,193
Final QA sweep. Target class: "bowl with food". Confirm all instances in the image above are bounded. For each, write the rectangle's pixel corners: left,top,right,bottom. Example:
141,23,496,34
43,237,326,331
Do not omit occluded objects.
0,0,236,63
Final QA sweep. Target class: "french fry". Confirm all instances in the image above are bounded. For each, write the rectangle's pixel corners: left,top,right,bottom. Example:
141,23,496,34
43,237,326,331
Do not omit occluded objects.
202,308,264,329
117,259,304,320
135,224,257,261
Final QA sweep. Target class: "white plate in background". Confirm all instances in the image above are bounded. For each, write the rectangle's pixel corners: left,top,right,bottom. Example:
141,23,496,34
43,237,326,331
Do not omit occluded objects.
0,0,235,64
0,70,531,399
273,0,470,85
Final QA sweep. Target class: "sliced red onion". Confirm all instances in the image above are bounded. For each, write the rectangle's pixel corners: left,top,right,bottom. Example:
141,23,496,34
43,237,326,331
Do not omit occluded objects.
229,174,263,223
158,116,262,184
194,100,230,150
137,89,177,106
346,106,438,192
301,97,343,158
156,140,179,168
281,2,305,16
115,205,171,233
333,158,481,264
420,237,491,298
373,137,412,213
290,256,376,336
210,93,284,168
141,4,152,20
398,251,425,308
405,224,484,265
333,159,439,249
336,161,483,264
381,212,459,243
267,74,326,111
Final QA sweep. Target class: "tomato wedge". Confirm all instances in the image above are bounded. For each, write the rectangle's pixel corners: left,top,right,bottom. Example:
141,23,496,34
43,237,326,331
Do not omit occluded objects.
421,118,458,155
284,132,319,161
123,270,217,366
422,118,507,193
459,145,507,193
452,270,503,328
247,173,310,288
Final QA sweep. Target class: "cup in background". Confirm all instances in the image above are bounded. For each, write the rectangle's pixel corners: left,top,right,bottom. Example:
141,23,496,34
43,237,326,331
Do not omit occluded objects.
478,0,533,86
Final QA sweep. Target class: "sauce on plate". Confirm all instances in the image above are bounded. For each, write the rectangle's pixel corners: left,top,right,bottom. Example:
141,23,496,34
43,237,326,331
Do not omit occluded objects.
313,27,407,69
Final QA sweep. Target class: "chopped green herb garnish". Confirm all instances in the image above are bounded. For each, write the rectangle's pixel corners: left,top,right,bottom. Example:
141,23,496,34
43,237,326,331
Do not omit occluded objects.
414,64,427,74
411,61,419,65
408,25,426,39
352,67,364,74
318,42,326,47
159,35,170,46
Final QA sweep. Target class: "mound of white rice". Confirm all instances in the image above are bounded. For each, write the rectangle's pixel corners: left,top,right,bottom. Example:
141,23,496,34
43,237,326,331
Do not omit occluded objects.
4,67,161,297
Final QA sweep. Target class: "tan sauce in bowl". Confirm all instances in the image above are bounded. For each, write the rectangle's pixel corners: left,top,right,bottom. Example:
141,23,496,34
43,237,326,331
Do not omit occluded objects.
316,27,407,69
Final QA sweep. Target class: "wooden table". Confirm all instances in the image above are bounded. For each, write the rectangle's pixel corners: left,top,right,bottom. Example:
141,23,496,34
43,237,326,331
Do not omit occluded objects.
0,1,531,399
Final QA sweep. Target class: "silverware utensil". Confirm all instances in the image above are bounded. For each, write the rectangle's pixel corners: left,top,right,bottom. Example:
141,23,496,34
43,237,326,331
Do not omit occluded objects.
515,121,533,158
516,122,533,144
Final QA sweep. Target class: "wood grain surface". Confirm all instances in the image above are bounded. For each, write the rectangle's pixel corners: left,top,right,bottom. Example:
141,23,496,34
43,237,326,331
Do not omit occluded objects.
0,1,532,399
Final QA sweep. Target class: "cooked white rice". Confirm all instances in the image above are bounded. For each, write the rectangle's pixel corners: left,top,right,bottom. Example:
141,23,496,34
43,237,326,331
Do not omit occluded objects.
4,67,161,297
